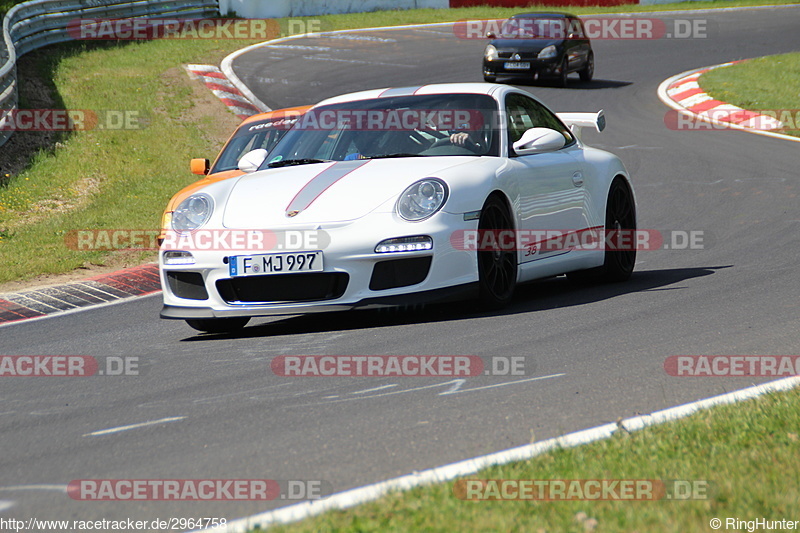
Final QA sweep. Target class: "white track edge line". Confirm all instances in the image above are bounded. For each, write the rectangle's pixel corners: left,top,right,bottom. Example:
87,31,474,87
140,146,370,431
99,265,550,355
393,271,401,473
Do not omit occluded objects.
194,375,800,533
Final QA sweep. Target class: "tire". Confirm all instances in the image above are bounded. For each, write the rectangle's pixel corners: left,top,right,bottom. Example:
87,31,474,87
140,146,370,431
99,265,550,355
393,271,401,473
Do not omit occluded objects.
477,195,517,309
557,57,569,88
483,75,497,83
568,178,636,283
186,317,250,334
579,52,594,83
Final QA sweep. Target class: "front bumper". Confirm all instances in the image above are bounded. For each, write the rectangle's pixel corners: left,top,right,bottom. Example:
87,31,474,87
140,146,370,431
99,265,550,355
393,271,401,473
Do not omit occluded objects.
159,211,479,319
483,57,561,79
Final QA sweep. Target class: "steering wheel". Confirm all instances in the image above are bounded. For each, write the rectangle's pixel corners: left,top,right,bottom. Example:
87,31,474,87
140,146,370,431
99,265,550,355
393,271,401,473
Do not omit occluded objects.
429,136,481,153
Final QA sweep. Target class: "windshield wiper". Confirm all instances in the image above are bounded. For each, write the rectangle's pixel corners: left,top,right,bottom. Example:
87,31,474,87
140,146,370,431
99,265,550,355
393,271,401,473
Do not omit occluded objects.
365,153,426,159
267,158,329,168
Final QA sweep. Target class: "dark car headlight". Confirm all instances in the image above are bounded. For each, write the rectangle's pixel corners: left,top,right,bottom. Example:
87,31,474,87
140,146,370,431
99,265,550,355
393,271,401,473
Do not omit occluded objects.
538,45,557,59
484,44,499,61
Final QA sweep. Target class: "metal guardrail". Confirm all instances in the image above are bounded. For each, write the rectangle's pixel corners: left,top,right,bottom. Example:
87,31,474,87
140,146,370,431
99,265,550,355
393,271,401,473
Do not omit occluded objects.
0,0,219,148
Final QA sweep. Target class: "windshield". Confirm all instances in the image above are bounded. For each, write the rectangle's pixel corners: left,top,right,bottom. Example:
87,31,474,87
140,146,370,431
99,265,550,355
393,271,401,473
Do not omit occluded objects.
210,114,301,173
260,94,500,169
501,17,566,39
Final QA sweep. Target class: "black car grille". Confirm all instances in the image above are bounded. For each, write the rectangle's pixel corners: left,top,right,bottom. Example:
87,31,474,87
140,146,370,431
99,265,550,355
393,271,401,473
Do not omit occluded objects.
369,257,432,291
166,271,209,300
498,51,537,60
216,273,349,304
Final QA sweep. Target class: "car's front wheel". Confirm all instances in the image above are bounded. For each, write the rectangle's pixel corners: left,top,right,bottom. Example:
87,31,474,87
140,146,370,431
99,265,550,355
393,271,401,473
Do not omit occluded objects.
186,317,250,334
477,195,517,309
557,57,569,87
568,178,636,283
580,52,594,83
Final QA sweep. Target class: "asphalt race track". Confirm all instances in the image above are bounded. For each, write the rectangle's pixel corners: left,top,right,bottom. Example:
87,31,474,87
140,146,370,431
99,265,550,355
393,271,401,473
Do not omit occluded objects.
1,6,799,528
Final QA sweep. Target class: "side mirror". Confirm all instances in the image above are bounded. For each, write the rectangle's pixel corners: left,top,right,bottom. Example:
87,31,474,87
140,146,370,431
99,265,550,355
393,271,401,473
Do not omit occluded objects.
486,31,496,39
238,149,268,173
190,158,209,175
512,128,566,155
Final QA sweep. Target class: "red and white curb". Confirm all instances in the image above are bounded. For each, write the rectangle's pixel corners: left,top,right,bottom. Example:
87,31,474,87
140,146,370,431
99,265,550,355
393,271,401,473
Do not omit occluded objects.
193,375,800,532
184,64,264,119
0,264,161,326
657,62,800,143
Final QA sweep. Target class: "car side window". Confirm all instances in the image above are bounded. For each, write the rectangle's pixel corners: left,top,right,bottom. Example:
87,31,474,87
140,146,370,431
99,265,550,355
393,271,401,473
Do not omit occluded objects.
568,18,586,38
505,94,575,155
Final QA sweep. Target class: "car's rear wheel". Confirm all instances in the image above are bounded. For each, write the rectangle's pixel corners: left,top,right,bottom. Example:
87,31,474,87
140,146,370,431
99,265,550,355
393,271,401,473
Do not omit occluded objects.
568,178,636,283
477,195,517,309
558,57,569,87
186,317,250,334
579,52,594,83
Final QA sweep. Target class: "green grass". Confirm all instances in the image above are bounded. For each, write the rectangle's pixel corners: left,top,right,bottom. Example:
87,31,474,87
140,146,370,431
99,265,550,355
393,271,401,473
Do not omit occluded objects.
1,0,798,284
0,40,246,280
257,386,800,532
699,53,800,136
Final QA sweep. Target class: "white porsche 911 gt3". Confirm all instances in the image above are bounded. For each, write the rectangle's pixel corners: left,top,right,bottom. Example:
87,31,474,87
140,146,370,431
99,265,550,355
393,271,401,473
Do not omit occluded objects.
159,83,637,333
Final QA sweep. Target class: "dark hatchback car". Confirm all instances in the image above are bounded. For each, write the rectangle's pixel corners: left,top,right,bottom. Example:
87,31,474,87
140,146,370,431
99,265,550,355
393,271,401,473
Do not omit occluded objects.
482,13,593,87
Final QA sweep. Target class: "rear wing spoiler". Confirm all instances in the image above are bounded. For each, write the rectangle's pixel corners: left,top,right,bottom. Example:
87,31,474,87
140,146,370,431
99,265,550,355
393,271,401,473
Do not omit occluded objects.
556,110,605,140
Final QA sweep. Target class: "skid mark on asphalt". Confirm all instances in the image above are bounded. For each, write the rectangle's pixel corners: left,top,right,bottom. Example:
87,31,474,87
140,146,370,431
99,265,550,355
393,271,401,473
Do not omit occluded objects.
323,34,398,43
298,55,415,67
298,373,566,406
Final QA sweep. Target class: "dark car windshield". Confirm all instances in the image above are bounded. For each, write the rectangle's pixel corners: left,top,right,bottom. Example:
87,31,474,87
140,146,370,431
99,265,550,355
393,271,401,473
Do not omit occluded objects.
260,93,501,169
501,17,567,39
210,115,300,173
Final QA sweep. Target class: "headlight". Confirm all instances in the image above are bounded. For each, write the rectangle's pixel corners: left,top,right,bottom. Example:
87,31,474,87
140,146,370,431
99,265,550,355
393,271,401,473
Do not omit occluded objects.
538,45,557,59
172,193,213,232
484,44,499,61
397,179,448,221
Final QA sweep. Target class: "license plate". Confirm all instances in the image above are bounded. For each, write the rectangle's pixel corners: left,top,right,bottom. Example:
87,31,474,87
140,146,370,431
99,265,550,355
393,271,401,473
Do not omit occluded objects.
505,61,530,70
229,251,323,277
